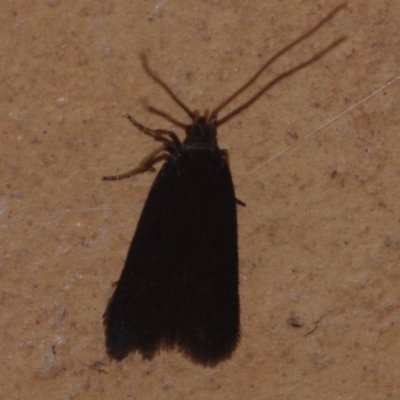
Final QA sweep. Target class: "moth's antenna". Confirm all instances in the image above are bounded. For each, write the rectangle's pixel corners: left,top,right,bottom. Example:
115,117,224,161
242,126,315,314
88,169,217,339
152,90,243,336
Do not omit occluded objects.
212,3,347,124
217,36,345,126
141,54,195,120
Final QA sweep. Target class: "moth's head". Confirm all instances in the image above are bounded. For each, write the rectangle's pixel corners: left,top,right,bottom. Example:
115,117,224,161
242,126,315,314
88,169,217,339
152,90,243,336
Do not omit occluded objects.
185,109,218,145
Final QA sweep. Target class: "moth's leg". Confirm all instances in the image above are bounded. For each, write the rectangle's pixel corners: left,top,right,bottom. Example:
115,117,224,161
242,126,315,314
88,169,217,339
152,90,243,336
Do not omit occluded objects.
222,149,246,207
235,198,246,207
103,144,167,181
103,114,182,181
125,114,181,148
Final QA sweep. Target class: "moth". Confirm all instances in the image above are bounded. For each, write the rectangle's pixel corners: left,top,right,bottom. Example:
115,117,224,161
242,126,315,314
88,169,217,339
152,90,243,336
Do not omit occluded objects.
103,5,345,366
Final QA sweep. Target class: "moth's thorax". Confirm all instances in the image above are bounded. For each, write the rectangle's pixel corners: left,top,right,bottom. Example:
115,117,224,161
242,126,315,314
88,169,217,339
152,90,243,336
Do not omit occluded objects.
184,115,218,147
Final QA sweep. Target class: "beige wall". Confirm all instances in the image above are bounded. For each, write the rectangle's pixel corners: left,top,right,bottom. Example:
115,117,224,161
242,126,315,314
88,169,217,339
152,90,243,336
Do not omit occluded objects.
2,1,399,398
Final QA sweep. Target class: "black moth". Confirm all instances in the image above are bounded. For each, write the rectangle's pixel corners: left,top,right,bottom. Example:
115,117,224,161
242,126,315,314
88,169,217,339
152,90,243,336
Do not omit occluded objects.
103,5,345,366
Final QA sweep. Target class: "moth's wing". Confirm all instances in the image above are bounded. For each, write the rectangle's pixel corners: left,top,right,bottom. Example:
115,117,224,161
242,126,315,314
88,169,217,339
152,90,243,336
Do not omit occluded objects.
104,158,182,360
104,147,240,365
171,149,240,365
